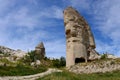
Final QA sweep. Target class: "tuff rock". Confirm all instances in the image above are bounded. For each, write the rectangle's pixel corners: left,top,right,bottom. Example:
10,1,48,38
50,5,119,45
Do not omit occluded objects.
35,42,45,60
0,46,26,61
63,7,99,67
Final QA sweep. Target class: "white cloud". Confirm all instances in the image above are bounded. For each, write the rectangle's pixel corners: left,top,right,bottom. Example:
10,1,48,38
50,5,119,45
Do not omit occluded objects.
70,0,90,11
39,6,63,19
66,0,120,57
27,0,38,5
0,0,14,13
96,39,120,57
91,0,120,56
45,39,66,58
0,7,41,29
1,28,49,51
0,1,65,58
2,0,120,58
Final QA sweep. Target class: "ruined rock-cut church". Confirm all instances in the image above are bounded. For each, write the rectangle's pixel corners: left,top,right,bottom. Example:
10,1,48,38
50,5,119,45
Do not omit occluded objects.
63,7,99,67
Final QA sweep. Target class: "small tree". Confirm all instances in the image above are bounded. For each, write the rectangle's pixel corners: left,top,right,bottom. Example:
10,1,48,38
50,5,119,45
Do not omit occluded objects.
101,53,107,59
0,51,3,54
52,59,60,68
59,56,66,66
52,56,66,68
28,50,36,62
21,50,36,65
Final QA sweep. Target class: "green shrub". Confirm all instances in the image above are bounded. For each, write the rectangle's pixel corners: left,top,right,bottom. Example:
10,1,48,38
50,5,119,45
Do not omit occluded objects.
0,64,47,76
110,61,115,65
52,56,66,68
20,55,31,65
101,54,107,59
20,50,37,65
44,57,49,60
59,56,66,66
28,50,36,62
0,58,15,66
52,59,60,68
23,50,43,64
3,53,11,57
0,51,3,54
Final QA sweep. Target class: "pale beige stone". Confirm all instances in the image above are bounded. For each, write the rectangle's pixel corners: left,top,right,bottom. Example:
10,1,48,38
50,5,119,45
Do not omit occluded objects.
63,7,99,67
69,59,120,74
35,42,45,59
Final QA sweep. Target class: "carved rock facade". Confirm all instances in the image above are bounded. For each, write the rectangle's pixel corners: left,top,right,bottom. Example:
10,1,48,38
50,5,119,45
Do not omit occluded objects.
63,7,99,67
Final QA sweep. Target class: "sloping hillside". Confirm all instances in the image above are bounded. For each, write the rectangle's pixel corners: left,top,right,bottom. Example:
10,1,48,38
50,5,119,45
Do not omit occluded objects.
69,58,120,74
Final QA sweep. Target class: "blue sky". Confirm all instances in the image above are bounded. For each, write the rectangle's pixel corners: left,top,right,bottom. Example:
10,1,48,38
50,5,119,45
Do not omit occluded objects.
0,0,120,58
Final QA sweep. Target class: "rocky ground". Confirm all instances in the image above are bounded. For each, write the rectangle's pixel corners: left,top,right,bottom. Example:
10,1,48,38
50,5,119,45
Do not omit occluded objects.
0,68,62,80
68,58,120,74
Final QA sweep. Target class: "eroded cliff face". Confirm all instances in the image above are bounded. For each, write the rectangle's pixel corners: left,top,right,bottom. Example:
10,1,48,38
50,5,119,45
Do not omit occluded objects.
63,7,99,67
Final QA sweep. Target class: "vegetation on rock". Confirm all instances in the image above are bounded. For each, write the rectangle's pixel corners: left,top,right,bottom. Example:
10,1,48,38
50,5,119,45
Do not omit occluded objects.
52,57,66,68
0,52,47,76
101,53,108,59
20,50,40,65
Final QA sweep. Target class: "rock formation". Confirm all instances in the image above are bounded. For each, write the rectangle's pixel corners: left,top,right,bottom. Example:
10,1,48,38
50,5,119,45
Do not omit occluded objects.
63,7,99,67
35,42,45,60
0,46,26,61
69,59,120,74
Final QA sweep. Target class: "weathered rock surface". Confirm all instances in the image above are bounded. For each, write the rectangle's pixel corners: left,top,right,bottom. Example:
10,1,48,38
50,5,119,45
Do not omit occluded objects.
88,49,100,60
0,46,26,61
63,7,99,67
68,58,120,74
31,60,41,66
106,54,117,59
35,42,45,60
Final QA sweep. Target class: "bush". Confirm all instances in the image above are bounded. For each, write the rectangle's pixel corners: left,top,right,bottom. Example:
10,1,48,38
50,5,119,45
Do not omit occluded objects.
28,50,36,62
101,54,107,59
59,57,66,66
52,59,60,68
21,50,38,65
0,64,47,76
0,58,15,66
0,51,3,54
52,56,66,68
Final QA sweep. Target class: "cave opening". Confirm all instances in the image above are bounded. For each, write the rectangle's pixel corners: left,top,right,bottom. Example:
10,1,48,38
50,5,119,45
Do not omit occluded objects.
75,58,85,63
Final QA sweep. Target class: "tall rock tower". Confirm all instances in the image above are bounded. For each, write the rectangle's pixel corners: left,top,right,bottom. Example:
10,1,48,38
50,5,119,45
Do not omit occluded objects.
35,42,45,60
63,7,99,67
